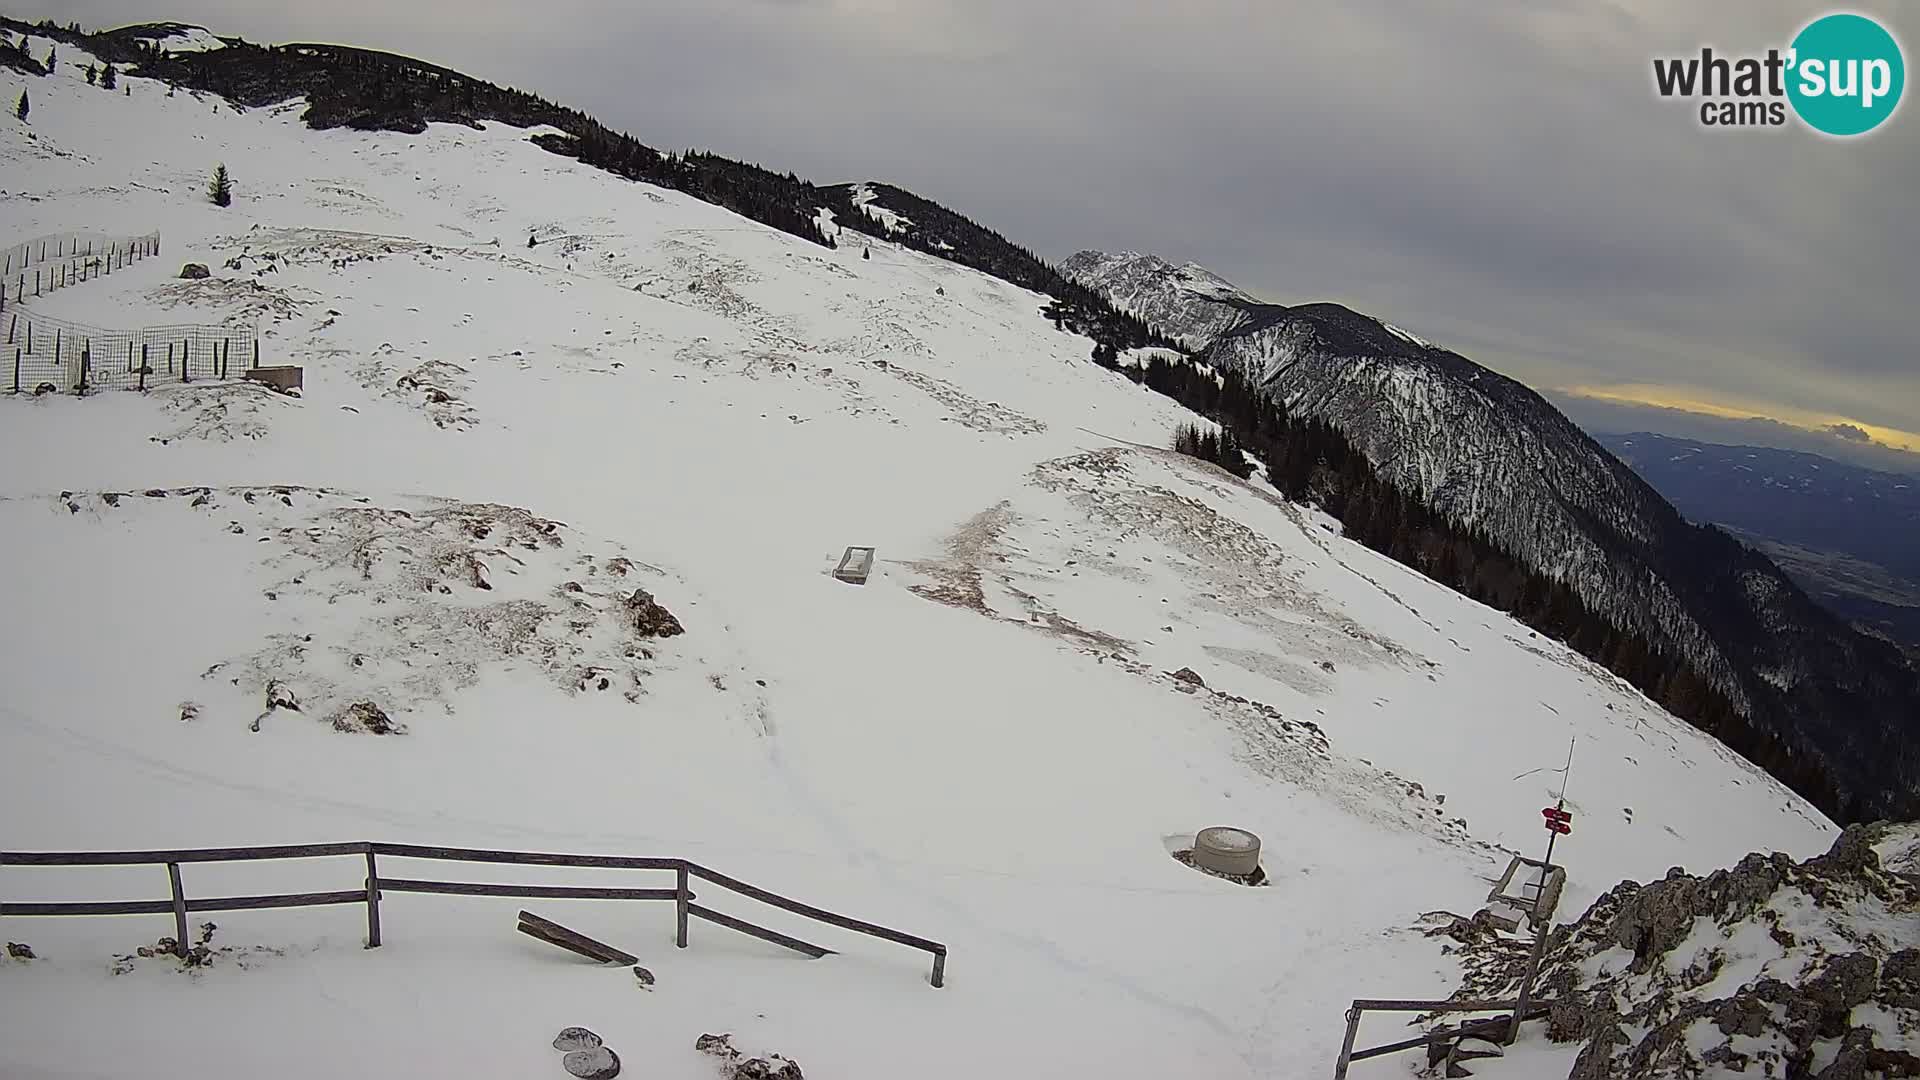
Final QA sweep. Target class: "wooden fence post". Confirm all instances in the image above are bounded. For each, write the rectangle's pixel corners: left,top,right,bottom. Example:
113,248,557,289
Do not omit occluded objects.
139,344,148,391
166,863,190,958
79,342,89,394
11,348,19,393
252,338,260,369
1332,1005,1362,1080
364,848,383,948
931,949,946,988
675,864,690,948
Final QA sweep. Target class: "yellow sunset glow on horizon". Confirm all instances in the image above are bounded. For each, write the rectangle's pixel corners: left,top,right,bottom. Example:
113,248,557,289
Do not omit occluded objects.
1558,383,1920,454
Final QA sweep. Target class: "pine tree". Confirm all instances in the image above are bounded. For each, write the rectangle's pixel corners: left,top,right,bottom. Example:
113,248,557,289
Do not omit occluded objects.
86,63,97,85
208,163,232,207
45,46,56,75
101,63,117,90
14,88,27,122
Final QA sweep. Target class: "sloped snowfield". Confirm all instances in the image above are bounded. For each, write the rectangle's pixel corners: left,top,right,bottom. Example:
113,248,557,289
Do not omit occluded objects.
1,40,1834,1080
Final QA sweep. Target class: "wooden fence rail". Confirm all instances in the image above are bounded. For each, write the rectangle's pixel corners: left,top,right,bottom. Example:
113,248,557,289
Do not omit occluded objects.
0,841,946,987
1331,996,1555,1078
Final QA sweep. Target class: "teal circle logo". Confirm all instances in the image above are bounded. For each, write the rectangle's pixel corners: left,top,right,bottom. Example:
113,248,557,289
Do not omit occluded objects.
1787,13,1905,136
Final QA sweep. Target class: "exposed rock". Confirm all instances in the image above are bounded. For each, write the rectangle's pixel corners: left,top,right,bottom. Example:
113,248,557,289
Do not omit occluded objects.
179,263,210,279
623,589,684,638
632,965,655,989
696,1035,801,1080
333,700,396,735
6,942,34,960
264,679,300,712
552,1028,603,1053
1445,823,1920,1079
1803,952,1878,1031
562,1047,620,1079
1170,666,1205,687
1879,949,1920,1010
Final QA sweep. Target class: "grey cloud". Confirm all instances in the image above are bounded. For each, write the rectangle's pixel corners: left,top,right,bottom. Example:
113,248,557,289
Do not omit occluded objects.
17,0,1919,436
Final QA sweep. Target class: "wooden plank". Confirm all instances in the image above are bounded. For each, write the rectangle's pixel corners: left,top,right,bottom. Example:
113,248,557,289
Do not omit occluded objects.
189,890,367,913
372,843,682,871
1348,1013,1527,1064
515,910,637,965
686,902,834,959
687,863,943,955
381,878,680,902
1,899,177,916
1,842,370,866
1349,999,1524,1013
516,920,634,965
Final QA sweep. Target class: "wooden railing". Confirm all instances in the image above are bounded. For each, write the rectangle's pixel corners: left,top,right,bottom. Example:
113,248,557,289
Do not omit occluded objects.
1331,998,1551,1078
0,841,946,987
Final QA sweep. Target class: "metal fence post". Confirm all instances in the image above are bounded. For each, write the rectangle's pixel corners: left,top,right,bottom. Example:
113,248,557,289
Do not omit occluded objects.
364,848,383,948
166,863,190,958
675,864,690,948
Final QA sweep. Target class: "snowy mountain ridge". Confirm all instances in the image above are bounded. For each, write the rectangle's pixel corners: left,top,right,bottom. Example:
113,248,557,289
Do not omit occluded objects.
1061,250,1920,825
1060,248,1264,350
0,23,1859,1080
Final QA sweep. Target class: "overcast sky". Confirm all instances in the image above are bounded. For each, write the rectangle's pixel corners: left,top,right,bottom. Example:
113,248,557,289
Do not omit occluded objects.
20,0,1920,467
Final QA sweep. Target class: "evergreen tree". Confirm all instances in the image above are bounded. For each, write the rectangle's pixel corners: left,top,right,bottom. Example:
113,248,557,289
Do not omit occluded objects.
101,62,116,90
14,88,26,122
85,63,97,85
45,46,56,75
208,163,232,207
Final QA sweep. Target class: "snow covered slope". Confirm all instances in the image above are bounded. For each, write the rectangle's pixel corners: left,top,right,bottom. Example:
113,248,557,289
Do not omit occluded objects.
1061,250,1920,825
0,38,1836,1080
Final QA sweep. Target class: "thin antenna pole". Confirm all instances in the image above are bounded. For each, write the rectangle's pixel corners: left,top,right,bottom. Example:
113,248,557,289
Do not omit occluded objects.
1543,736,1574,867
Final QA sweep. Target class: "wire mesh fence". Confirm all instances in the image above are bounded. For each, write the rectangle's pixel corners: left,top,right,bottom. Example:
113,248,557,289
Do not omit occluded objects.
3,308,259,394
0,232,164,311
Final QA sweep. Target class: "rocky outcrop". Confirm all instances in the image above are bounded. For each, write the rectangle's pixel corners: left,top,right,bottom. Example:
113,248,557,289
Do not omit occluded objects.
1449,823,1920,1079
696,1034,803,1080
623,589,684,639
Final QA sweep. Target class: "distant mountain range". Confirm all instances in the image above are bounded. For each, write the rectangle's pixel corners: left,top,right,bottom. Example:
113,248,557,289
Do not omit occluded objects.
1600,433,1920,648
1061,250,1920,822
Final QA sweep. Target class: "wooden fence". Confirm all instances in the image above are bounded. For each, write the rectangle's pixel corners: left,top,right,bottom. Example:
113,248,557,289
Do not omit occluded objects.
1330,997,1552,1078
4,309,260,393
0,841,947,987
0,231,162,310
